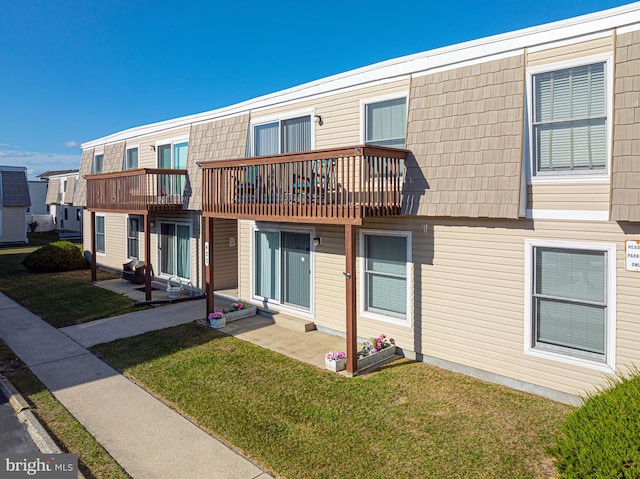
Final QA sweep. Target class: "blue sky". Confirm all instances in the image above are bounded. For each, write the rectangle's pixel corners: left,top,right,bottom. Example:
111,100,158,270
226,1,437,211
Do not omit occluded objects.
0,0,633,179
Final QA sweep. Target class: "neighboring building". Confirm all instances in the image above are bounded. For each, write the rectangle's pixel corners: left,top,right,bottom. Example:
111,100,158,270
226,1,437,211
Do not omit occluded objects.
79,4,640,404
0,166,31,244
44,171,82,233
26,180,53,232
27,181,48,215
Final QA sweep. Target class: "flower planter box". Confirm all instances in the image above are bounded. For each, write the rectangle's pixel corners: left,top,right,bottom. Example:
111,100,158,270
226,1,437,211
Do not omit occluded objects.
209,317,227,329
223,305,257,322
357,345,396,371
325,357,347,372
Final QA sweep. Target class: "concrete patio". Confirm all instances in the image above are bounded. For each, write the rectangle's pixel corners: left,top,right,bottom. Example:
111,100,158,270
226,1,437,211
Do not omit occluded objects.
71,279,347,370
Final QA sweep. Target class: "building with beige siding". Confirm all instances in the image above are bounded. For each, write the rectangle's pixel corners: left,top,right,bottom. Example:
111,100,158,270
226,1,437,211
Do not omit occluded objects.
44,170,83,233
79,3,640,404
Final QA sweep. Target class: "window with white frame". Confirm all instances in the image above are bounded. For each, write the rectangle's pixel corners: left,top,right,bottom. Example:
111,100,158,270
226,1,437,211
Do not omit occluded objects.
364,97,407,148
157,140,187,169
252,115,311,156
125,147,139,170
127,216,140,259
526,240,615,368
531,61,607,176
92,154,104,174
157,139,188,195
361,231,410,324
95,215,105,254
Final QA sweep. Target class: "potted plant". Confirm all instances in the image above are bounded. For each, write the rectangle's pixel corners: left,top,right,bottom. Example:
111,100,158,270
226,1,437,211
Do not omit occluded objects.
208,310,226,329
357,334,396,370
223,302,257,322
325,351,347,371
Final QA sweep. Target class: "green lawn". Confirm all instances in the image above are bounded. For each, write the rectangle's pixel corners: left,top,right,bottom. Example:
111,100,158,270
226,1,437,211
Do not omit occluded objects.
94,323,573,479
0,244,144,328
0,341,130,479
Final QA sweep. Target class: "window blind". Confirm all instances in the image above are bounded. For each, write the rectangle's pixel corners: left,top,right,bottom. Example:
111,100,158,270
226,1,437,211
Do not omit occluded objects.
365,235,407,316
365,98,407,148
254,122,279,156
282,117,311,153
534,63,606,172
534,247,606,355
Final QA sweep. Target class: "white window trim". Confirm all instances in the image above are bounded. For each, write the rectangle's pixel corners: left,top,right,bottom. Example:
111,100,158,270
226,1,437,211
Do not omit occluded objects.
124,145,139,170
359,92,409,145
126,214,141,260
359,228,412,327
95,213,106,256
249,108,316,156
525,209,609,221
526,53,613,185
524,239,616,372
156,221,192,281
249,221,316,318
155,136,189,169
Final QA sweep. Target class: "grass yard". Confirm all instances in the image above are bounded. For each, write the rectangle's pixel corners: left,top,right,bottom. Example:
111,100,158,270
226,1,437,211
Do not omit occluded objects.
94,323,573,479
0,341,129,479
0,244,143,328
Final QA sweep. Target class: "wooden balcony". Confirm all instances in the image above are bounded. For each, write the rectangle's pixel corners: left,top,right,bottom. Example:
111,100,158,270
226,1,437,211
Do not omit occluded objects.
86,168,187,213
200,145,407,224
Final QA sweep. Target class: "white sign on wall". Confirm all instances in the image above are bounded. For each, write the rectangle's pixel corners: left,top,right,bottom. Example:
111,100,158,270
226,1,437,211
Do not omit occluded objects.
625,240,640,272
205,242,210,267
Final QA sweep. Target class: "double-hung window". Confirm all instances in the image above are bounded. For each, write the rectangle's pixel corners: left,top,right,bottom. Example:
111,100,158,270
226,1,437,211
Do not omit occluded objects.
95,215,105,254
127,216,140,259
532,62,607,175
526,240,615,369
361,231,411,325
92,154,103,174
252,115,311,156
125,147,139,170
364,97,407,148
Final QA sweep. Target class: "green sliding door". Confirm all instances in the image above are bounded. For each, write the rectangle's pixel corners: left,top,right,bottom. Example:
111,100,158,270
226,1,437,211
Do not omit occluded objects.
254,230,310,310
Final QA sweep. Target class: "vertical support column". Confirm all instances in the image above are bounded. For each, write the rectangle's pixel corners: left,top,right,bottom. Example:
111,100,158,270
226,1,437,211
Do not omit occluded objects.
205,216,215,317
345,223,357,374
90,211,97,283
144,213,152,301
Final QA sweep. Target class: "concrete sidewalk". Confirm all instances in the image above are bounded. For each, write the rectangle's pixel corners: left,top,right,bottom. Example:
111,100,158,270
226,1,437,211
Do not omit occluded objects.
60,297,213,348
0,292,272,479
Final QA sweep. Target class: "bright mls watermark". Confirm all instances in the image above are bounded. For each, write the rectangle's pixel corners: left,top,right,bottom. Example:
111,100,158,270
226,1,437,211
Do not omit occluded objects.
1,454,77,478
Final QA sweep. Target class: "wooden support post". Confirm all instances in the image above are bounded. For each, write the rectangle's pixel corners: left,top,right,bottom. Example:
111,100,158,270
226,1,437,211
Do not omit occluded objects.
345,223,357,374
144,213,152,301
205,216,215,317
90,211,97,283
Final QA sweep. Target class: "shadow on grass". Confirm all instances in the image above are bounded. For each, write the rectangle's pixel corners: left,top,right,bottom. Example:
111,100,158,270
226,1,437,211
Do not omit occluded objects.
92,322,230,371
0,247,140,328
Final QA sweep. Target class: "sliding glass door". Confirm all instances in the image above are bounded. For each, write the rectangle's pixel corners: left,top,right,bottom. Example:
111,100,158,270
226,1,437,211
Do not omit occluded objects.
160,223,190,279
254,229,310,310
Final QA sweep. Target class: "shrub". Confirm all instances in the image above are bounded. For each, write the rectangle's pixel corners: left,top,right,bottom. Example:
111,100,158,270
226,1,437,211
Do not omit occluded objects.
22,241,87,273
552,368,640,478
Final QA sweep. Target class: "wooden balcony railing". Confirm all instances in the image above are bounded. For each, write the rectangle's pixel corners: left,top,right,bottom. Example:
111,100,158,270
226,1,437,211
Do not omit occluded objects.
86,168,187,212
200,145,407,224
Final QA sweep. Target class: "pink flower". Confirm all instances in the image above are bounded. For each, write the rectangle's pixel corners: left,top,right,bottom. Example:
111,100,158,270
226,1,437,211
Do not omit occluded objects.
326,351,346,361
